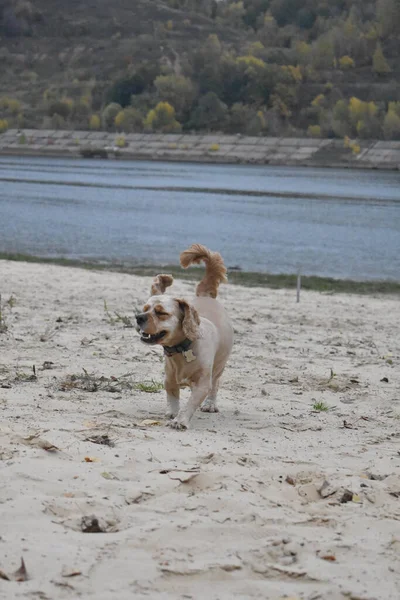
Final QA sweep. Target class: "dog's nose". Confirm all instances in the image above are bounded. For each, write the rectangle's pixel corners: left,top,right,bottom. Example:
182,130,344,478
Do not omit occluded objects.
136,313,147,326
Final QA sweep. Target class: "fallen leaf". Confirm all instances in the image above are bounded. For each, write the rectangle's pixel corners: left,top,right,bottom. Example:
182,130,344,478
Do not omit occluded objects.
63,492,75,498
84,456,99,463
286,475,296,486
352,494,361,503
138,419,162,427
0,569,10,581
14,558,28,581
168,471,200,483
62,567,82,578
321,555,336,562
101,471,119,480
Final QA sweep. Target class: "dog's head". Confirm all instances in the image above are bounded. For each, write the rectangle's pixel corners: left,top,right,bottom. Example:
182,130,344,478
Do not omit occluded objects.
135,275,200,347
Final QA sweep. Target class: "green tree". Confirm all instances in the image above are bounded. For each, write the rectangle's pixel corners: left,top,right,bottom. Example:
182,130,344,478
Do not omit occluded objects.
114,107,143,132
189,92,228,130
154,75,196,119
372,43,391,75
102,103,122,130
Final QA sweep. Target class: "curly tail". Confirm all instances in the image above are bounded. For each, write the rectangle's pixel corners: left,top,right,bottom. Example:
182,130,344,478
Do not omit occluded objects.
180,243,227,298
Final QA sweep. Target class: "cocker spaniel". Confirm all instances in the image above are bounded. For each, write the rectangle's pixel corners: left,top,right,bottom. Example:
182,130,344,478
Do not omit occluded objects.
135,244,233,430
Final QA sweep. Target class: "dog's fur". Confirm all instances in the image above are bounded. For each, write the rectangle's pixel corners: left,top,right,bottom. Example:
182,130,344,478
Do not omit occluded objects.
136,244,233,429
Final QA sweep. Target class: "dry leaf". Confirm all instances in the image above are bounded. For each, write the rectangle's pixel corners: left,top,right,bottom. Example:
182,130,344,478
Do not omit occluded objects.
321,555,336,562
84,456,99,463
352,494,361,503
138,419,162,427
168,471,200,483
101,471,119,480
14,558,28,582
0,569,10,581
62,567,82,578
63,492,75,498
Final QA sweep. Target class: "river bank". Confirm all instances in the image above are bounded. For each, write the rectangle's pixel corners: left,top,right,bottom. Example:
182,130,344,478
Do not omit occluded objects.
1,253,400,294
1,129,400,170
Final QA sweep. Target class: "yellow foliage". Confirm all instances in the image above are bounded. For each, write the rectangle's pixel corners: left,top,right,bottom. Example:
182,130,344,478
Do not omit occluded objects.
307,125,321,138
115,135,127,148
237,55,266,70
257,110,266,130
373,43,391,75
62,97,74,109
209,143,220,152
144,102,181,133
114,110,125,129
0,119,8,133
0,97,21,115
339,55,355,69
89,114,101,130
311,94,325,108
296,41,311,57
248,41,264,57
282,65,302,83
351,142,361,154
348,97,377,125
166,20,173,30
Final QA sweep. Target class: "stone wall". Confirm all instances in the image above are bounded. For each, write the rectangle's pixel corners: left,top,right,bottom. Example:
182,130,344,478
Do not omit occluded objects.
1,129,400,170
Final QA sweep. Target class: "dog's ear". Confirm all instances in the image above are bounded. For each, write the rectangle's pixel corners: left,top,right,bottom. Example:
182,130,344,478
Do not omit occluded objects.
151,274,173,296
177,299,200,341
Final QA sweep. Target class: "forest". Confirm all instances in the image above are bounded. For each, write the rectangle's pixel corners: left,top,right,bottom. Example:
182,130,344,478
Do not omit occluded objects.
0,0,399,139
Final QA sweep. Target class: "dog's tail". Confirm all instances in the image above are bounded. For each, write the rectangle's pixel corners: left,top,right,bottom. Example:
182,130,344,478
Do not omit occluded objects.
180,243,227,298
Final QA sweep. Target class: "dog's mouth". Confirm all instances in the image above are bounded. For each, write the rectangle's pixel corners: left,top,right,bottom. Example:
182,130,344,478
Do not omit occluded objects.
140,330,167,344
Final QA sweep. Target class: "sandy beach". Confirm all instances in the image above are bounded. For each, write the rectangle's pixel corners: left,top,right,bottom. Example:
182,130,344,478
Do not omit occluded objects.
0,259,399,600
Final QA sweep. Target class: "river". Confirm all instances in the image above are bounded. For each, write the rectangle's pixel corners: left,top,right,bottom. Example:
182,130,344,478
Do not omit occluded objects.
0,156,399,280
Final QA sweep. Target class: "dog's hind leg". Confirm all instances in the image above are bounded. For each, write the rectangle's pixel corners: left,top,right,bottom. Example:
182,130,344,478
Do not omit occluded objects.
201,376,220,413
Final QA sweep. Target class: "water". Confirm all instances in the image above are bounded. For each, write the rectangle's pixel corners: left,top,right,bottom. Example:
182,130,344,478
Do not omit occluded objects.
0,156,399,280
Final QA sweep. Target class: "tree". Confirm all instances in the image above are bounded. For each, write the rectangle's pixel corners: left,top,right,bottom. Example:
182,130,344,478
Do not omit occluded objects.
154,75,196,119
89,114,101,130
189,92,228,131
102,103,122,130
114,107,143,132
372,43,391,75
144,102,181,133
383,105,400,139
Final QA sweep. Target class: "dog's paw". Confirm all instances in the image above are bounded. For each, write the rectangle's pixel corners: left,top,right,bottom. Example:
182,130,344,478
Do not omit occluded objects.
200,399,219,413
168,416,189,430
165,411,177,420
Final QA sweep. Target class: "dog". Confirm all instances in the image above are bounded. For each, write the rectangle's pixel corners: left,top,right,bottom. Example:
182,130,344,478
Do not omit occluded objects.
135,244,233,430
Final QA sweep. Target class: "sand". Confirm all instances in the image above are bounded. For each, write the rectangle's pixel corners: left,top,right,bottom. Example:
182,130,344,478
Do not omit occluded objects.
0,260,399,600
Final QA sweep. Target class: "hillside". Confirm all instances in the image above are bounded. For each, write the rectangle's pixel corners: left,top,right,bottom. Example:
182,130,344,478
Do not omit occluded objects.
0,0,400,139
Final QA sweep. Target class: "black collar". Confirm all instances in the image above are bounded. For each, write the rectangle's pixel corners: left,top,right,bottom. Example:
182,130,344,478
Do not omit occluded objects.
163,338,193,357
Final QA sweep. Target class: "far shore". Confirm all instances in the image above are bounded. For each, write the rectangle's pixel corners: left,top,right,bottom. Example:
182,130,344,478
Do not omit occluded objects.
1,129,400,171
1,252,399,295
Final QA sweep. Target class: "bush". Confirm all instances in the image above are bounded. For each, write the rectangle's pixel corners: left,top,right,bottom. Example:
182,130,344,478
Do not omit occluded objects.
89,115,101,130
209,143,220,151
48,100,71,119
373,43,391,75
307,125,321,138
102,103,122,130
339,56,355,69
115,135,127,148
144,102,181,133
114,107,143,132
0,119,8,133
383,109,400,140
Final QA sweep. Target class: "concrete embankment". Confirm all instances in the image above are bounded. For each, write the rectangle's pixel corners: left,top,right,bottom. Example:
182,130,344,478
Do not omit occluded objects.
1,129,400,170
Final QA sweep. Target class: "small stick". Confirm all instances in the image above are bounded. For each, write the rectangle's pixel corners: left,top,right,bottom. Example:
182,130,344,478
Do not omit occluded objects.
296,269,301,303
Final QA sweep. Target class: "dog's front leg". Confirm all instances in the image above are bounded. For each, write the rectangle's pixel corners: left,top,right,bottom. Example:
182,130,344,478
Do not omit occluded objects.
165,377,180,419
169,377,210,430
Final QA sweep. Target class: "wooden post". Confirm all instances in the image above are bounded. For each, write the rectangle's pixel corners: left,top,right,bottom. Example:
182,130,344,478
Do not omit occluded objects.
296,269,301,303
